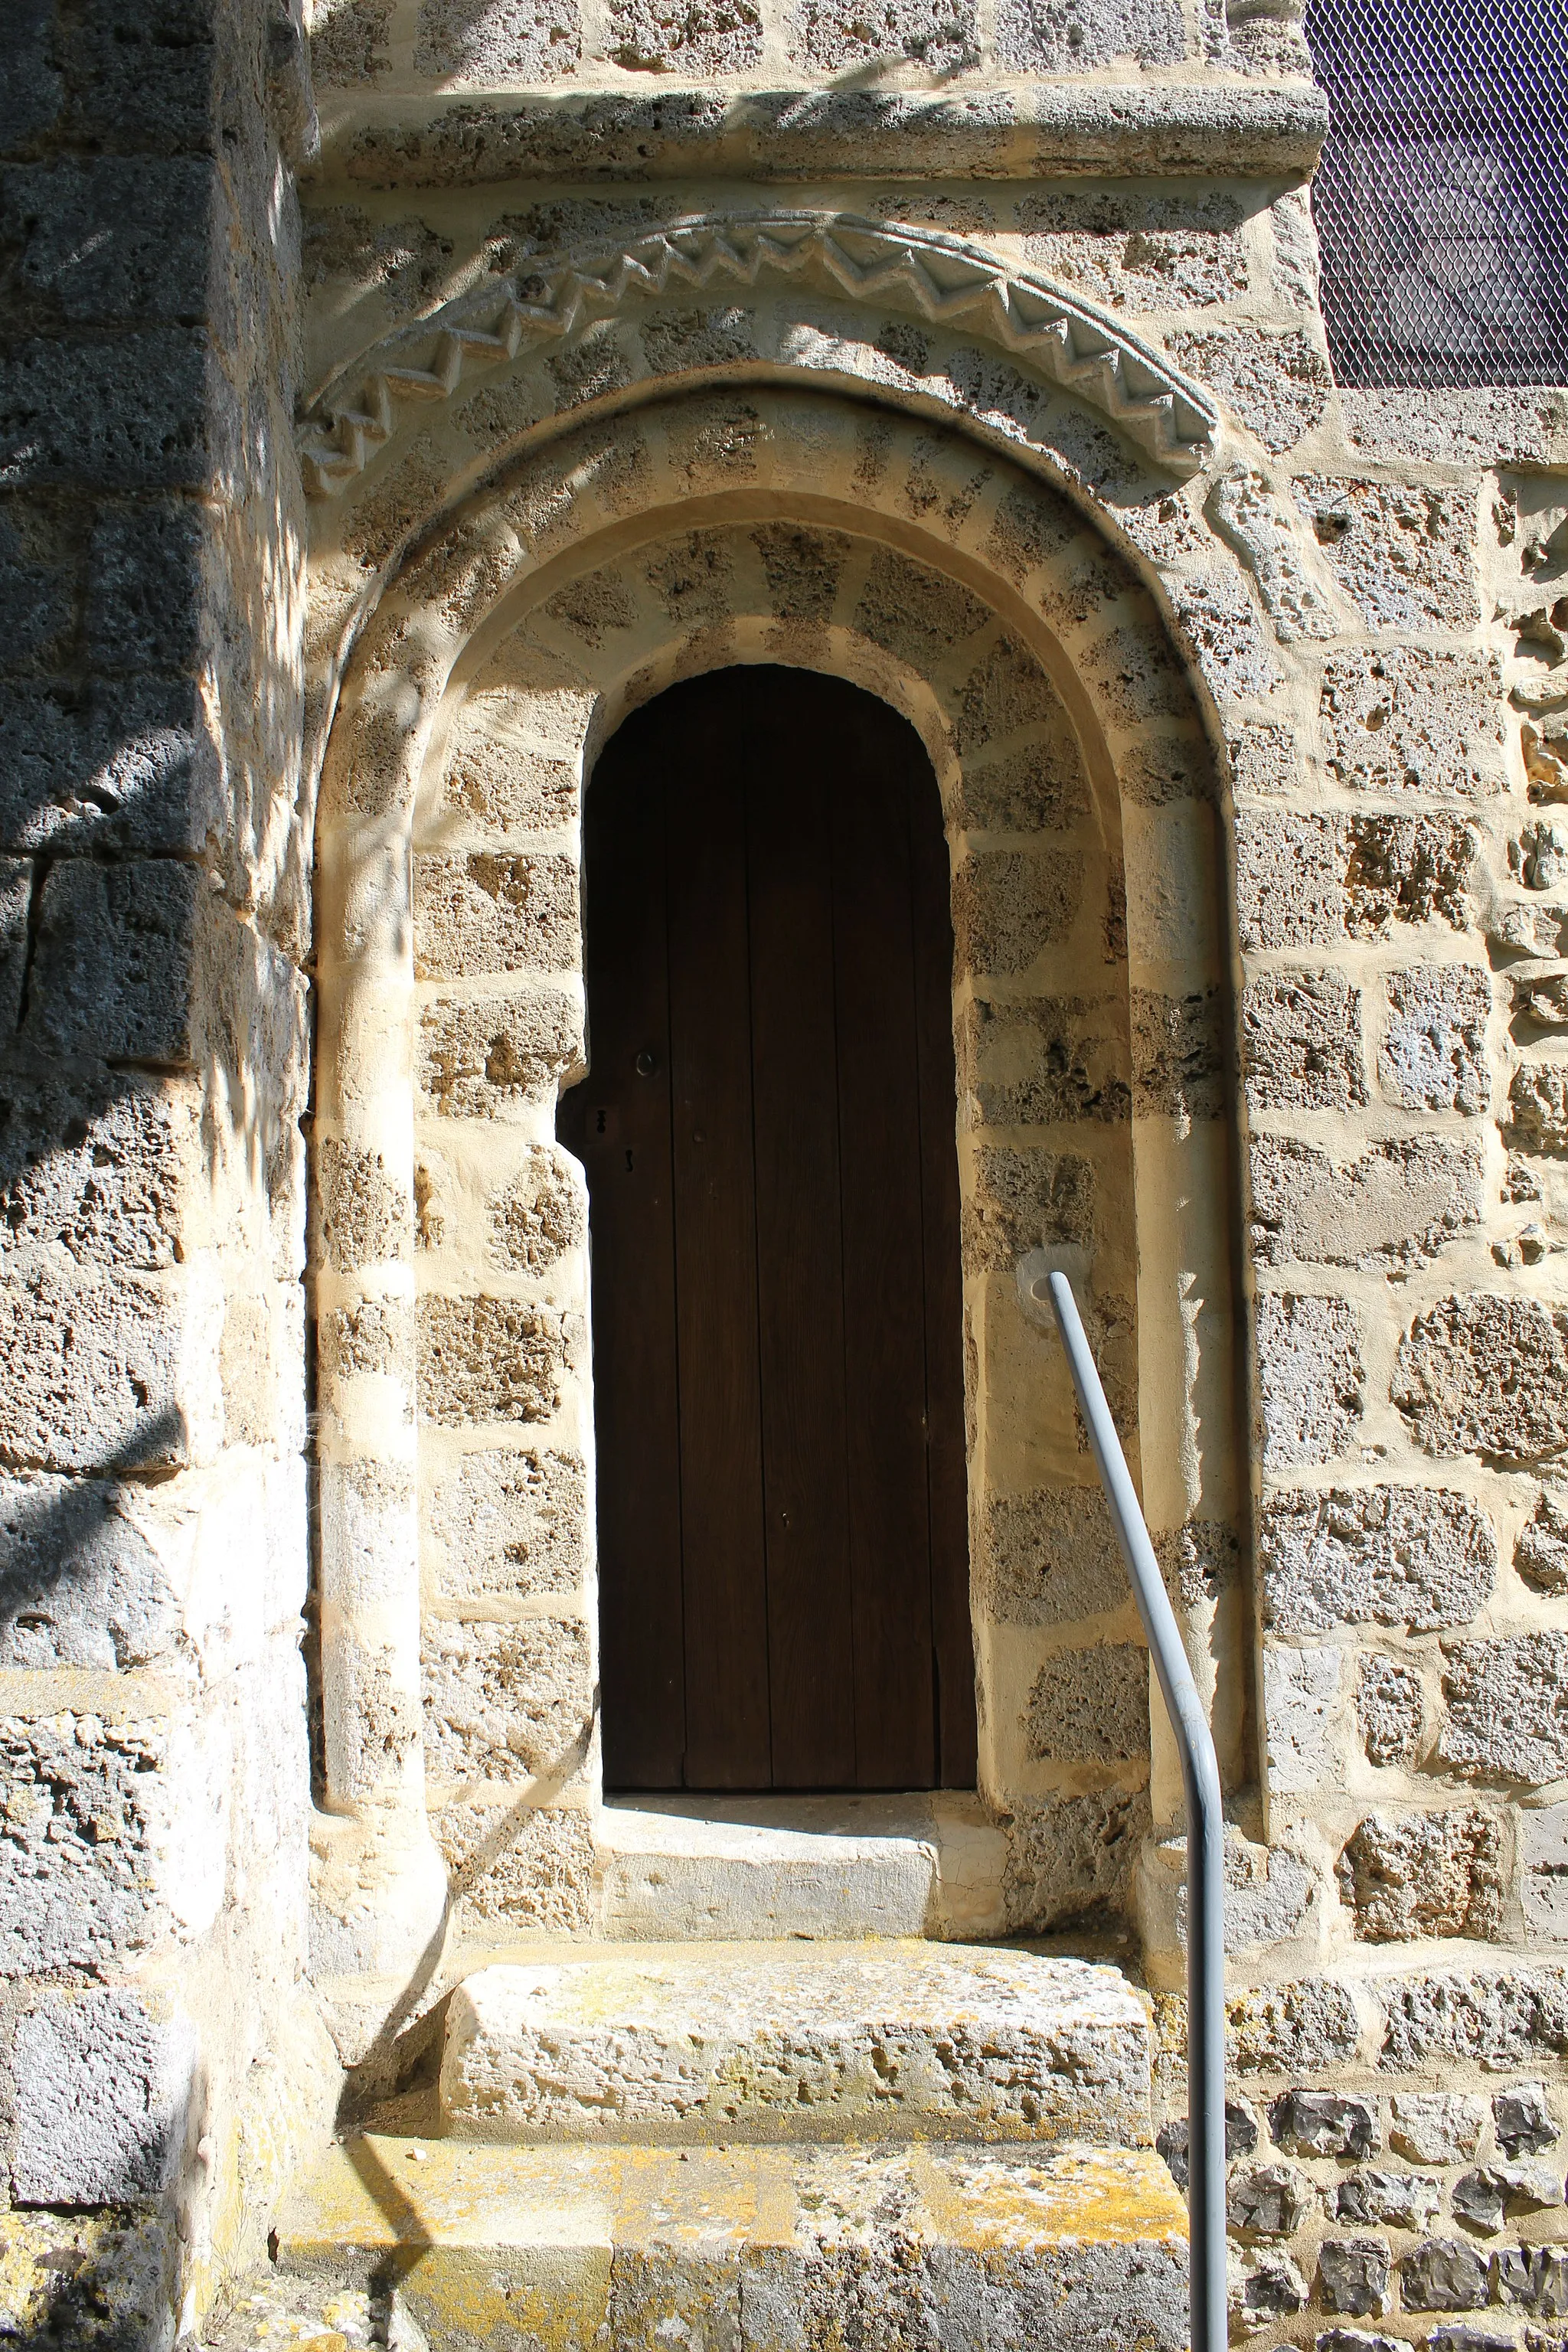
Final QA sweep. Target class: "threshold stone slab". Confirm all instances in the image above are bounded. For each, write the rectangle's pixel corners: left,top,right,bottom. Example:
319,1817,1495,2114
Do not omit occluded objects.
439,1942,1151,2145
276,2135,1188,2352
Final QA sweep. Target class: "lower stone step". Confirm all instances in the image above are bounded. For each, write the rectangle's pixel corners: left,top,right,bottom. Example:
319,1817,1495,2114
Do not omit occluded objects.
439,1942,1152,2147
276,2135,1188,2352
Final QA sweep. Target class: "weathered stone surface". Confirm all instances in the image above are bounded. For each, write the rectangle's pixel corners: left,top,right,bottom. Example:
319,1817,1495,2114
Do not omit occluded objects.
1227,1977,1361,2072
1494,2244,1568,2313
1452,2163,1560,2232
993,0,1185,71
1344,814,1475,936
21,858,201,1062
1002,1788,1149,1932
1357,1655,1424,1768
0,1473,179,1669
1229,2164,1312,2241
442,1945,1153,2145
485,1145,584,1271
1507,1060,1568,1154
1522,1807,1568,1941
436,1801,596,1934
0,1266,213,1472
979,1488,1126,1625
1387,2095,1485,2163
1439,1634,1568,1785
1168,565,1282,703
1259,1485,1494,1634
426,1447,587,1604
12,1988,196,2205
1393,1295,1568,1465
1379,965,1491,1112
1234,2249,1309,2327
0,1714,168,1977
423,1615,593,1784
1333,2171,1442,2230
952,849,1083,974
1015,186,1247,312
959,997,1130,1127
315,1138,410,1272
1318,2238,1391,2318
1129,986,1226,1119
0,1074,198,1270
603,0,763,70
1255,1294,1363,1467
312,0,395,80
416,1295,578,1425
420,988,583,1117
1263,1645,1341,1795
415,0,583,79
1025,1644,1148,1762
1242,972,1365,1112
1250,1135,1485,1271
1295,479,1481,632
443,709,578,834
1494,2082,1558,2155
790,0,975,70
962,1146,1096,1273
1399,2239,1490,2312
1321,648,1506,799
414,851,579,977
1515,1490,1568,1592
1173,328,1331,453
1378,1968,1568,2071
1271,2090,1378,2161
1212,472,1341,642
1338,1809,1504,1942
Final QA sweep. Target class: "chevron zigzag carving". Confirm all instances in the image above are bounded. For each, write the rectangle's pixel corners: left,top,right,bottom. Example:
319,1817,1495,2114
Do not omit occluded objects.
298,211,1220,500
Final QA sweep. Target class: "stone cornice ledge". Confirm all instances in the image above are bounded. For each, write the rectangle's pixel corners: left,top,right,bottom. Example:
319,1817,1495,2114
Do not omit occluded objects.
312,79,1328,187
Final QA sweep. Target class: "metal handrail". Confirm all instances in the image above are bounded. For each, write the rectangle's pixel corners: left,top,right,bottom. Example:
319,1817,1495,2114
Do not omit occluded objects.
1027,1266,1227,2352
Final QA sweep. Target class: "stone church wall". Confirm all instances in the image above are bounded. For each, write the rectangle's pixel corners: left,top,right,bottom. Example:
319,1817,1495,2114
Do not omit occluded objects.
5,0,1568,2342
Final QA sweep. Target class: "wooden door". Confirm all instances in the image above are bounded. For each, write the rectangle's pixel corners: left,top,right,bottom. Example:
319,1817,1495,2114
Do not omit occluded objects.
558,668,975,1792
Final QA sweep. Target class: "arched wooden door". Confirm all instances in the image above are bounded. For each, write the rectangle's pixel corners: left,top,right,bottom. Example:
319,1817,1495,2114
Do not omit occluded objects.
558,668,975,1792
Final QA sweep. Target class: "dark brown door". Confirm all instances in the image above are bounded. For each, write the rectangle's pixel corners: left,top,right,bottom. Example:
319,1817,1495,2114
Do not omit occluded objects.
558,668,975,1792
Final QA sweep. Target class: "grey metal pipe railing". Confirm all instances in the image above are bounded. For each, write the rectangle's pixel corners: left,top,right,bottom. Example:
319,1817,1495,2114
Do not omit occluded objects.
1024,1264,1227,2352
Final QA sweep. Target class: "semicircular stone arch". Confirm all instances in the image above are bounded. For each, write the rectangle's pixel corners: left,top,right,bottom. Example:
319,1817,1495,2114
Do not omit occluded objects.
308,382,1247,1981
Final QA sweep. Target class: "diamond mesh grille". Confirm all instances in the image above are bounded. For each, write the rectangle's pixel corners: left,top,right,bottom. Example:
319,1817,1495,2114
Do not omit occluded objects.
1305,0,1568,388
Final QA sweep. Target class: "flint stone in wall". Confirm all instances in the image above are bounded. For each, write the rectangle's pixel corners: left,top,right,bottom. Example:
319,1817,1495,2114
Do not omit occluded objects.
1235,2249,1308,2324
1227,1977,1361,2071
1294,479,1481,632
959,997,1130,1127
1507,1060,1568,1154
1318,2238,1392,2318
1229,2163,1312,2240
1399,2239,1490,2312
1001,1786,1149,1932
1439,1634,1568,1785
962,1145,1095,1273
1377,1967,1568,2071
20,859,200,1063
0,1266,214,1472
1316,2331,1401,2352
1014,188,1248,315
951,849,1083,975
1357,1655,1424,1767
416,1295,579,1426
1241,972,1365,1112
1249,1135,1485,1272
413,851,579,978
1259,1486,1494,1635
1379,966,1491,1112
1393,1295,1568,1466
1255,1295,1363,1468
420,988,583,1118
1263,1645,1341,1795
1333,2172,1443,2230
1495,2246,1568,2314
1025,1642,1147,1762
414,0,583,79
426,1448,588,1605
1129,986,1225,1120
1521,1808,1568,1941
436,1800,594,1933
0,1073,198,1269
1271,2089,1378,2160
979,1487,1127,1625
12,1988,196,2206
1338,1809,1504,1942
1388,2094,1485,2163
0,1475,178,1669
1452,2163,1560,2232
1494,2082,1559,2154
423,1615,593,1785
1321,647,1506,799
1515,1491,1568,1592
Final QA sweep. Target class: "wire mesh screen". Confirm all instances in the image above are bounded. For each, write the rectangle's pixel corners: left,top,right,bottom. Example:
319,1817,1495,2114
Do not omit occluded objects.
1305,0,1568,388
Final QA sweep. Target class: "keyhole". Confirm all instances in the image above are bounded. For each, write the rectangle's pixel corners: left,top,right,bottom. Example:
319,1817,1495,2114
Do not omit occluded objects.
595,1108,607,1135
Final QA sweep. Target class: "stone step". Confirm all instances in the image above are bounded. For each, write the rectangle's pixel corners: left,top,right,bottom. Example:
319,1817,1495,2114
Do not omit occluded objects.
597,1793,1007,1942
439,1942,1152,2148
275,2134,1187,2352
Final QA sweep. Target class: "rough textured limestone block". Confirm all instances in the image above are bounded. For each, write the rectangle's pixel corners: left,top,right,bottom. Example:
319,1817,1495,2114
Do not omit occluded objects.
1393,1295,1568,1465
416,1295,580,1425
1338,1811,1504,1942
1522,1808,1568,1939
1357,1655,1424,1767
1250,1135,1485,1271
12,1987,197,2204
1508,1060,1568,1154
1259,1485,1494,1633
439,1945,1154,2146
0,1473,181,1668
0,1265,219,1472
1439,1634,1568,1785
423,1612,593,1783
420,988,583,1117
1025,1642,1148,1761
1002,1788,1150,1933
1255,1295,1363,1467
1242,972,1365,1112
276,2135,1187,2352
1293,479,1480,632
426,1446,587,1604
1320,647,1505,799
1227,1977,1361,2072
1377,1968,1568,2071
1015,188,1247,312
414,851,579,978
1262,1645,1342,1795
1379,965,1491,1113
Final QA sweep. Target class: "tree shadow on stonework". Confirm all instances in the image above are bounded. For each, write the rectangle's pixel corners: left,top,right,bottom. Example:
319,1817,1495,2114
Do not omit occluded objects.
0,1408,191,1671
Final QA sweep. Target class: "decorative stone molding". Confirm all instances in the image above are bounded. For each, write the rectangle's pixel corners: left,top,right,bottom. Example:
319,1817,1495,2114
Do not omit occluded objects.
298,212,1222,500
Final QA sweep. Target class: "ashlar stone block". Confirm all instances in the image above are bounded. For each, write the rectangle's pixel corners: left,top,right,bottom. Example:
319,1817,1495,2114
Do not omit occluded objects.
1439,1633,1568,1785
1242,972,1365,1112
12,1988,196,2206
1379,965,1491,1113
1259,1485,1494,1634
1393,1294,1568,1465
1255,1294,1363,1467
1337,1809,1504,1942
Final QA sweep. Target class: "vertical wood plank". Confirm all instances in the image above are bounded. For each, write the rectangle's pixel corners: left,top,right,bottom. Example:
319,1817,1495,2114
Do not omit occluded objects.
746,684,856,1788
831,684,936,1788
665,681,773,1788
567,719,686,1789
910,754,976,1787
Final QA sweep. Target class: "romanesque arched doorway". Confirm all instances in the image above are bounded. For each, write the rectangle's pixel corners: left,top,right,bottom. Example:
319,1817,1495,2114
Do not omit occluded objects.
560,668,976,1794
